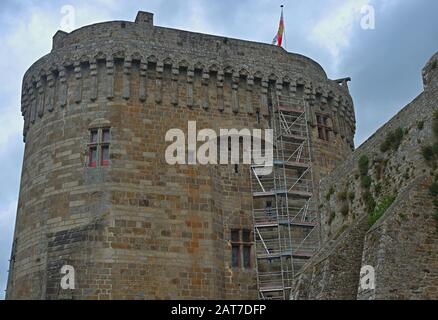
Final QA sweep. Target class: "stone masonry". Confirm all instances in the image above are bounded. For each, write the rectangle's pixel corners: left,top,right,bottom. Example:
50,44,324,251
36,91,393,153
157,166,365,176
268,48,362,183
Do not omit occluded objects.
290,52,438,300
6,11,355,300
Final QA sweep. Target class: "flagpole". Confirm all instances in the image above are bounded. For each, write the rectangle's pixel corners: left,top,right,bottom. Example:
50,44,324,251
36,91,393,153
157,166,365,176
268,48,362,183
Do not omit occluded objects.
282,5,287,51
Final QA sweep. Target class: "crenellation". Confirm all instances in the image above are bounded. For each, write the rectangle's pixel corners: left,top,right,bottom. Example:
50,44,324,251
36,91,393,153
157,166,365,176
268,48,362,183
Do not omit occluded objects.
231,72,239,113
171,66,179,106
89,60,98,101
58,66,68,108
246,76,254,115
29,84,36,124
139,62,148,102
20,54,356,143
186,67,194,108
260,79,269,117
201,71,210,110
46,72,55,112
217,70,225,112
122,58,131,100
105,59,114,99
73,62,83,104
155,61,163,104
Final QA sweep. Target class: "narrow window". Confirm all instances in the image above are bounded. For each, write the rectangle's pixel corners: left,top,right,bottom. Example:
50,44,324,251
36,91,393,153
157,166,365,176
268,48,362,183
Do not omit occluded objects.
231,229,240,242
101,128,111,167
256,110,260,124
89,147,97,168
101,145,110,166
243,245,251,269
316,114,331,142
231,229,252,270
234,164,239,174
231,229,241,268
88,127,111,168
232,245,240,268
102,128,111,143
90,129,98,143
242,230,251,243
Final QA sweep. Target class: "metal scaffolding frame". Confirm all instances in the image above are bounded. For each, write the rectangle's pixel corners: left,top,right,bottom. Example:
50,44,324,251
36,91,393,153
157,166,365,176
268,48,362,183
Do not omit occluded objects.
250,92,320,300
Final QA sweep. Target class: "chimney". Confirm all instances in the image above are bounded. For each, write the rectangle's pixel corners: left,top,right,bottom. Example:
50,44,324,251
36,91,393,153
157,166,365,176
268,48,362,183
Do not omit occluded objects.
135,11,154,27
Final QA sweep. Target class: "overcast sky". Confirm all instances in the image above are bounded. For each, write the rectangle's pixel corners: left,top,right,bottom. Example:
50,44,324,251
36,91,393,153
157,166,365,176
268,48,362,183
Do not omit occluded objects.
1,0,437,299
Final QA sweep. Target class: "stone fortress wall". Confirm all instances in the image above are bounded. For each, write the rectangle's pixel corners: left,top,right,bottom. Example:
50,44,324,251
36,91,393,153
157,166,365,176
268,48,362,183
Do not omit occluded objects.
6,11,356,299
290,52,438,300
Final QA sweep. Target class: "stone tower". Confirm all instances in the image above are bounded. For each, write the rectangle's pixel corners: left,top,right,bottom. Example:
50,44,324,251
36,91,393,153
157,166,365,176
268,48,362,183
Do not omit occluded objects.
6,11,355,300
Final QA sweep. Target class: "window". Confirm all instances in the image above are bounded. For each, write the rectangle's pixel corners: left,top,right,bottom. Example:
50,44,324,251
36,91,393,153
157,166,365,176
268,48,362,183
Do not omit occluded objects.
316,114,331,142
243,246,251,269
231,229,253,269
88,128,111,168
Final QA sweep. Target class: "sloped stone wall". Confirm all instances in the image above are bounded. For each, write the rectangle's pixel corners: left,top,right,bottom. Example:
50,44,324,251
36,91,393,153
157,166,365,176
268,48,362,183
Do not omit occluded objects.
291,52,438,300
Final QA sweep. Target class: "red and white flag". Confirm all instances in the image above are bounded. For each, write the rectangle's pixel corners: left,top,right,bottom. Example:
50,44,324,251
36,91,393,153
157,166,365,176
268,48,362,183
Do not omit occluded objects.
272,6,285,47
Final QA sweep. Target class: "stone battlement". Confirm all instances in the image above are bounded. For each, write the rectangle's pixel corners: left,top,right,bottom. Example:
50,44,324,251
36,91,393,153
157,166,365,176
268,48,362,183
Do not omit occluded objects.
21,11,355,148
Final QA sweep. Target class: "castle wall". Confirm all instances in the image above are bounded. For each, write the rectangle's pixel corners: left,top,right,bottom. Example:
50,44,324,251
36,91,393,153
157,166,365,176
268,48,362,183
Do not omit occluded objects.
358,176,438,300
7,11,354,300
290,53,438,300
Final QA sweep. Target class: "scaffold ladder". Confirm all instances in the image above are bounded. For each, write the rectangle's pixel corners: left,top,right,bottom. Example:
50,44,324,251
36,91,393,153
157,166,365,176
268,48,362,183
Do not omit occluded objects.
250,91,320,300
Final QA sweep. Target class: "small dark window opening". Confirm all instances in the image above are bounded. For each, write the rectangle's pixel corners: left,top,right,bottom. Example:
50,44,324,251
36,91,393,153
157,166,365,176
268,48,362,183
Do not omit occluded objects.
231,229,252,269
256,110,260,124
88,128,111,168
316,114,331,142
232,245,240,268
243,246,251,269
234,164,239,174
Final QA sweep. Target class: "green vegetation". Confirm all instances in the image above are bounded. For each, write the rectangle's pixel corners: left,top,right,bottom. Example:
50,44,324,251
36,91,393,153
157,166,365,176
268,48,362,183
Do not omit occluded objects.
434,209,438,225
363,190,376,213
432,60,438,69
380,128,405,153
433,143,438,155
341,204,349,217
337,191,347,202
361,175,372,189
426,111,438,232
422,145,435,162
368,195,396,227
358,155,369,176
430,181,438,197
433,111,438,138
357,154,376,213
328,211,336,225
326,186,335,201
348,192,355,202
374,183,382,196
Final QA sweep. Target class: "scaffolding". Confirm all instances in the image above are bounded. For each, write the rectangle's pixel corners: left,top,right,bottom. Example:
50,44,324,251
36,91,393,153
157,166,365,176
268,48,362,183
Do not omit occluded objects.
250,92,320,300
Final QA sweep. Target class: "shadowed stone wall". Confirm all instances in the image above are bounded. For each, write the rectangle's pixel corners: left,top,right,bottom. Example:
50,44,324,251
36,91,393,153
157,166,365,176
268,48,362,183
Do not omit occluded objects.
291,52,438,300
6,11,354,299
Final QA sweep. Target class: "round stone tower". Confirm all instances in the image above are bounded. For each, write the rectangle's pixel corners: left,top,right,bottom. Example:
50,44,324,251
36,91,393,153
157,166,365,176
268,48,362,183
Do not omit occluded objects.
6,11,355,299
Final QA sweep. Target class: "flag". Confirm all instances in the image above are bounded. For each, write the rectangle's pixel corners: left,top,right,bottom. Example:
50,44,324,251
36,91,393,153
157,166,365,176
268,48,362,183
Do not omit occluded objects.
272,7,284,47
